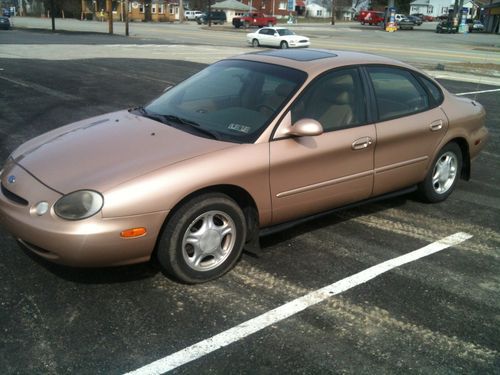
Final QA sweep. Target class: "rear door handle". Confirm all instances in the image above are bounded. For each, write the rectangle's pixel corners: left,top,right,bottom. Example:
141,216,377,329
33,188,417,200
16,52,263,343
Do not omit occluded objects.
430,120,443,131
352,137,373,150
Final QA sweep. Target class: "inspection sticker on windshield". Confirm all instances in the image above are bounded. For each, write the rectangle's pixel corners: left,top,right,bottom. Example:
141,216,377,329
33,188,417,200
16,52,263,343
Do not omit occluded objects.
228,123,251,133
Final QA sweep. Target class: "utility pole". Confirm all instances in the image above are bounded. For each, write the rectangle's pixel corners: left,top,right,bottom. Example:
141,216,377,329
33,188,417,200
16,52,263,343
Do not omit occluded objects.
125,0,129,36
179,0,184,22
330,0,335,25
50,0,56,32
107,0,113,34
208,0,212,27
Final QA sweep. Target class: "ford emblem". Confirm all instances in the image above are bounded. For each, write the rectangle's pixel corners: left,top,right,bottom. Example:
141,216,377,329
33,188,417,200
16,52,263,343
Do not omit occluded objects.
8,175,16,184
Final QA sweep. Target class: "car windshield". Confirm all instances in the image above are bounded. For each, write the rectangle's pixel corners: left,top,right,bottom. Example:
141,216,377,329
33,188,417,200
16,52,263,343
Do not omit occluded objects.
277,29,295,36
145,59,307,143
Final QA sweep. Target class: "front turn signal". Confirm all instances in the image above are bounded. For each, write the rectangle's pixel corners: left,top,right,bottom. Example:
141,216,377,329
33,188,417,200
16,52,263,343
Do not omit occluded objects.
120,227,147,238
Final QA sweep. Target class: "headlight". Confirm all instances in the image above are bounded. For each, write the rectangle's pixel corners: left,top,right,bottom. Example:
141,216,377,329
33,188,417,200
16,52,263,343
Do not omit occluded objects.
54,190,104,220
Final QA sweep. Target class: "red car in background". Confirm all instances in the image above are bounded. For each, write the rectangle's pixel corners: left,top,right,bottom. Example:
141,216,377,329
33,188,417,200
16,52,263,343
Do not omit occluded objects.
358,10,385,25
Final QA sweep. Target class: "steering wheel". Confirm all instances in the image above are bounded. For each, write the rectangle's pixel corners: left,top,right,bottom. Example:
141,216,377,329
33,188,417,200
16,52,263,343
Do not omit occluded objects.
256,104,274,113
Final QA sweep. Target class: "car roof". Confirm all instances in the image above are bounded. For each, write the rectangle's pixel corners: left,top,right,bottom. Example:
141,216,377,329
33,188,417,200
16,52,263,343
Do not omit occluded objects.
232,49,414,76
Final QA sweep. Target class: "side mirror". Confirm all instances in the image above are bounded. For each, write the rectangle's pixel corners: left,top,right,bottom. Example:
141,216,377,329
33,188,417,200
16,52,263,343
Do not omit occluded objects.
273,113,324,139
289,119,324,137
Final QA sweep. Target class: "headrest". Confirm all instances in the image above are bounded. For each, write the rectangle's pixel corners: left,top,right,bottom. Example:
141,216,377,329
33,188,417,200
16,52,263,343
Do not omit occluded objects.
334,90,351,105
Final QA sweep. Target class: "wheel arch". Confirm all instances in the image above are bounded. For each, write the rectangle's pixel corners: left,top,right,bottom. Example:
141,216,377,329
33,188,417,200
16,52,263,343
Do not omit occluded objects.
455,137,471,180
446,137,471,181
157,184,260,251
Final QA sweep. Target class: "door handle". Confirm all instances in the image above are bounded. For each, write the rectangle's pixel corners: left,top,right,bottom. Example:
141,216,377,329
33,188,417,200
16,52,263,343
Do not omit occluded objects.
430,120,443,131
352,137,373,150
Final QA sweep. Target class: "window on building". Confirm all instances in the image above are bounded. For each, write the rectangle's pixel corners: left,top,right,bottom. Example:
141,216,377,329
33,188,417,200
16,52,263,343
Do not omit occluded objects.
279,1,287,10
316,10,323,17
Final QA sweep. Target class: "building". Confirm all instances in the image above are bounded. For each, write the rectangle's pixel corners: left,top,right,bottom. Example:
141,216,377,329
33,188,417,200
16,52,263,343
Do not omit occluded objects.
410,0,484,19
211,0,255,22
483,0,500,32
306,3,331,18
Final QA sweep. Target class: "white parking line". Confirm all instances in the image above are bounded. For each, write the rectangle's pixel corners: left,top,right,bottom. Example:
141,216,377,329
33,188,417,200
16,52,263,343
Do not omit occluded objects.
125,232,473,375
456,88,500,96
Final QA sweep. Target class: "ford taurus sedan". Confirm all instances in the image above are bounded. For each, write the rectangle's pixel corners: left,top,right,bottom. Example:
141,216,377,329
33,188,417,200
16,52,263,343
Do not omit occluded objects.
247,27,310,49
0,49,488,283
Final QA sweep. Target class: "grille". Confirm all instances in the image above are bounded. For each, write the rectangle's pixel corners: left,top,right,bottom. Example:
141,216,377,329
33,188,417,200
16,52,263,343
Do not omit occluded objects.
1,183,29,206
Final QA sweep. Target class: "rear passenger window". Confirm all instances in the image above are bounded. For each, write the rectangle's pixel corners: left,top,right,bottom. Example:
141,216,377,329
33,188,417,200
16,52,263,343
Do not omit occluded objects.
418,75,444,105
367,67,429,121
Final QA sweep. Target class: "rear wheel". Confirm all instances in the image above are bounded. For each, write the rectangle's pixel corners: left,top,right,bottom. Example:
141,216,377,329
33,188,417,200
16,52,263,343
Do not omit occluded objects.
252,38,260,47
418,143,462,203
280,41,289,49
157,193,246,284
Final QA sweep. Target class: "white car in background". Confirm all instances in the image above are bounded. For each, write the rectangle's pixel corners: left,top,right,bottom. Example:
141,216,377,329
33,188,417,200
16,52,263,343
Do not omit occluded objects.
184,10,202,20
246,27,310,49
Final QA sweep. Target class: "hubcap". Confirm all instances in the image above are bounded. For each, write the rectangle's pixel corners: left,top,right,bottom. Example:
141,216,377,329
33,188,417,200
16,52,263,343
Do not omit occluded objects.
432,151,458,194
182,210,236,272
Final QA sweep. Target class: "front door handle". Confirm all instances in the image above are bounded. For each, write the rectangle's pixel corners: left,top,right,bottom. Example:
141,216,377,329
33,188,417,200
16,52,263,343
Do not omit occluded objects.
430,120,443,131
352,137,373,150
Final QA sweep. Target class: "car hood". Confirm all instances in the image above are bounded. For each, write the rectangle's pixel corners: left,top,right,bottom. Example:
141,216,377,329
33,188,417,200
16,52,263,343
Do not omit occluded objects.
10,110,235,194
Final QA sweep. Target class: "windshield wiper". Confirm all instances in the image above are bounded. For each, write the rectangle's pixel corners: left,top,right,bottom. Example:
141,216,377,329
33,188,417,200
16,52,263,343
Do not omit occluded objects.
130,108,220,140
163,114,221,140
130,106,170,124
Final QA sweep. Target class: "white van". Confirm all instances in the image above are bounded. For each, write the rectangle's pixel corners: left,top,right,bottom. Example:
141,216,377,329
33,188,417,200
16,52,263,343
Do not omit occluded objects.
185,10,202,21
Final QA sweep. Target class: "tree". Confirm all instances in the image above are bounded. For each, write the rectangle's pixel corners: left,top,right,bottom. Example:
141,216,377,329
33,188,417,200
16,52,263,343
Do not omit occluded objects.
42,0,82,17
370,0,412,13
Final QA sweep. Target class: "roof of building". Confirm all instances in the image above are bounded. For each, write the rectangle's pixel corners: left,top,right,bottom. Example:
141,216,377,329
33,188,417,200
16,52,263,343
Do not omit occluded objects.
212,0,256,11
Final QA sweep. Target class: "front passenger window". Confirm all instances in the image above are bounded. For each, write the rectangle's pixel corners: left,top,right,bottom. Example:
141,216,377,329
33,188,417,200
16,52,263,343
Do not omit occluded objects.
290,68,366,132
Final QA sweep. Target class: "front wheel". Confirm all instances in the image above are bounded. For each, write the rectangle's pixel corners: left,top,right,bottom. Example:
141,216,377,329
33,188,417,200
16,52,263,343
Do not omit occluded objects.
157,193,246,284
418,143,462,203
280,41,288,49
252,38,259,47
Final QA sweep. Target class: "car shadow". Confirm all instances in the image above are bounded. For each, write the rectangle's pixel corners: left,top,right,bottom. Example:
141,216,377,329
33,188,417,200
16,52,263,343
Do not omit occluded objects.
258,193,413,250
18,192,414,284
19,242,161,284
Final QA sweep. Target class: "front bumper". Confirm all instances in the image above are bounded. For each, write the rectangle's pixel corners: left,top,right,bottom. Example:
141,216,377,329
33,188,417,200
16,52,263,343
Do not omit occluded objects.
0,164,168,267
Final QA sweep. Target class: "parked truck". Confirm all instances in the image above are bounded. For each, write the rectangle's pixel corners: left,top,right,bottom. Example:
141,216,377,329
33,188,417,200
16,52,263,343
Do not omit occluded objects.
358,10,385,25
232,12,277,29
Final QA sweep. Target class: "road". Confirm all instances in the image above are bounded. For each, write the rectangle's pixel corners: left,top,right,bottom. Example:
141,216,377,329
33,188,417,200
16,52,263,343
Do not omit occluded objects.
4,16,500,75
0,29,499,374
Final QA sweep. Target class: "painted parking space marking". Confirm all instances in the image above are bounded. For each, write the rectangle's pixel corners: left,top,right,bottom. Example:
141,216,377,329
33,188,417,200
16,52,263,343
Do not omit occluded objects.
125,232,473,375
456,88,500,96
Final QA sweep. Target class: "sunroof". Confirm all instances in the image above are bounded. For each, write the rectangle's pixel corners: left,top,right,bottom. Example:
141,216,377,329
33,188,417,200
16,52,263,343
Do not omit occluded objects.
254,49,337,61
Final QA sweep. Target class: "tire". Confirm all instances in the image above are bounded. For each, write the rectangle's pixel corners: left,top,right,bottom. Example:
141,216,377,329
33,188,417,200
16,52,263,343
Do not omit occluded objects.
252,38,259,47
418,143,462,203
280,41,288,49
157,193,246,284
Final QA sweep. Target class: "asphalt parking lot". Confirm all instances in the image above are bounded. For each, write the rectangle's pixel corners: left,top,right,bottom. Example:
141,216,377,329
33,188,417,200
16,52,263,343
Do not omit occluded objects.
0,47,499,373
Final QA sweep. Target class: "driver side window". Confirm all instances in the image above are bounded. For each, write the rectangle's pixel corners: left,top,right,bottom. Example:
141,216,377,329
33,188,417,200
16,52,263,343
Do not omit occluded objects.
290,68,366,132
